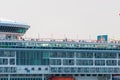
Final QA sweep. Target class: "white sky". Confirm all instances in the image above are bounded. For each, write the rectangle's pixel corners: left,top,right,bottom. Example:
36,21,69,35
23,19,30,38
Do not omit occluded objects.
0,0,120,40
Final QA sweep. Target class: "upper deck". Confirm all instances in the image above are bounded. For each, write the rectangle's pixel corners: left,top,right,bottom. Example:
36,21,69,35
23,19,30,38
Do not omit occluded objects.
0,38,120,50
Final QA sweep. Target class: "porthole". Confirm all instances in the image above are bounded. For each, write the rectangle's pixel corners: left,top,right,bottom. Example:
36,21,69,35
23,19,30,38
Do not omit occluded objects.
31,67,35,70
38,68,41,70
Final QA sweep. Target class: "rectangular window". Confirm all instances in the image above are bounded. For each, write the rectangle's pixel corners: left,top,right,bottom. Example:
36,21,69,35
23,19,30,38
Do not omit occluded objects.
106,60,117,66
95,60,105,66
63,59,74,65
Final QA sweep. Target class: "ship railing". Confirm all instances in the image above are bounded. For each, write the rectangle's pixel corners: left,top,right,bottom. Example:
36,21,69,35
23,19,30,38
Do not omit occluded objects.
1,37,120,44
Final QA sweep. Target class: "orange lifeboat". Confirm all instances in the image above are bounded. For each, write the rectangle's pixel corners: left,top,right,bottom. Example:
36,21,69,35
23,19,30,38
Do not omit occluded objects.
50,77,74,80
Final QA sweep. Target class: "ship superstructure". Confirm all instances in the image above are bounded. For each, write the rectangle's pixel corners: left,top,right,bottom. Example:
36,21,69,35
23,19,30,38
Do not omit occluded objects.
0,20,119,80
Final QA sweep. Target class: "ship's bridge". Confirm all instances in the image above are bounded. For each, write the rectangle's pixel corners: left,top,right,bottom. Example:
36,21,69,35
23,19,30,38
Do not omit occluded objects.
0,20,30,40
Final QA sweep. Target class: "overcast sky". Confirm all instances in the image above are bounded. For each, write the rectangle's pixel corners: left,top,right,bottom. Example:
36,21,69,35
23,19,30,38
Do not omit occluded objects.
0,0,120,40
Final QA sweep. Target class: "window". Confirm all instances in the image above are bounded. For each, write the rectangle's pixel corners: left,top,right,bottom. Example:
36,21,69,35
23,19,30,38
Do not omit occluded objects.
38,68,41,70
10,59,15,65
95,60,105,66
31,67,35,70
63,59,74,65
106,60,117,66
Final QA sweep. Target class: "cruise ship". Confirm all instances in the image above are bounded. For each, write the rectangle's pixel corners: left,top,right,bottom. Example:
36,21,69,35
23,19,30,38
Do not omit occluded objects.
0,20,120,80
